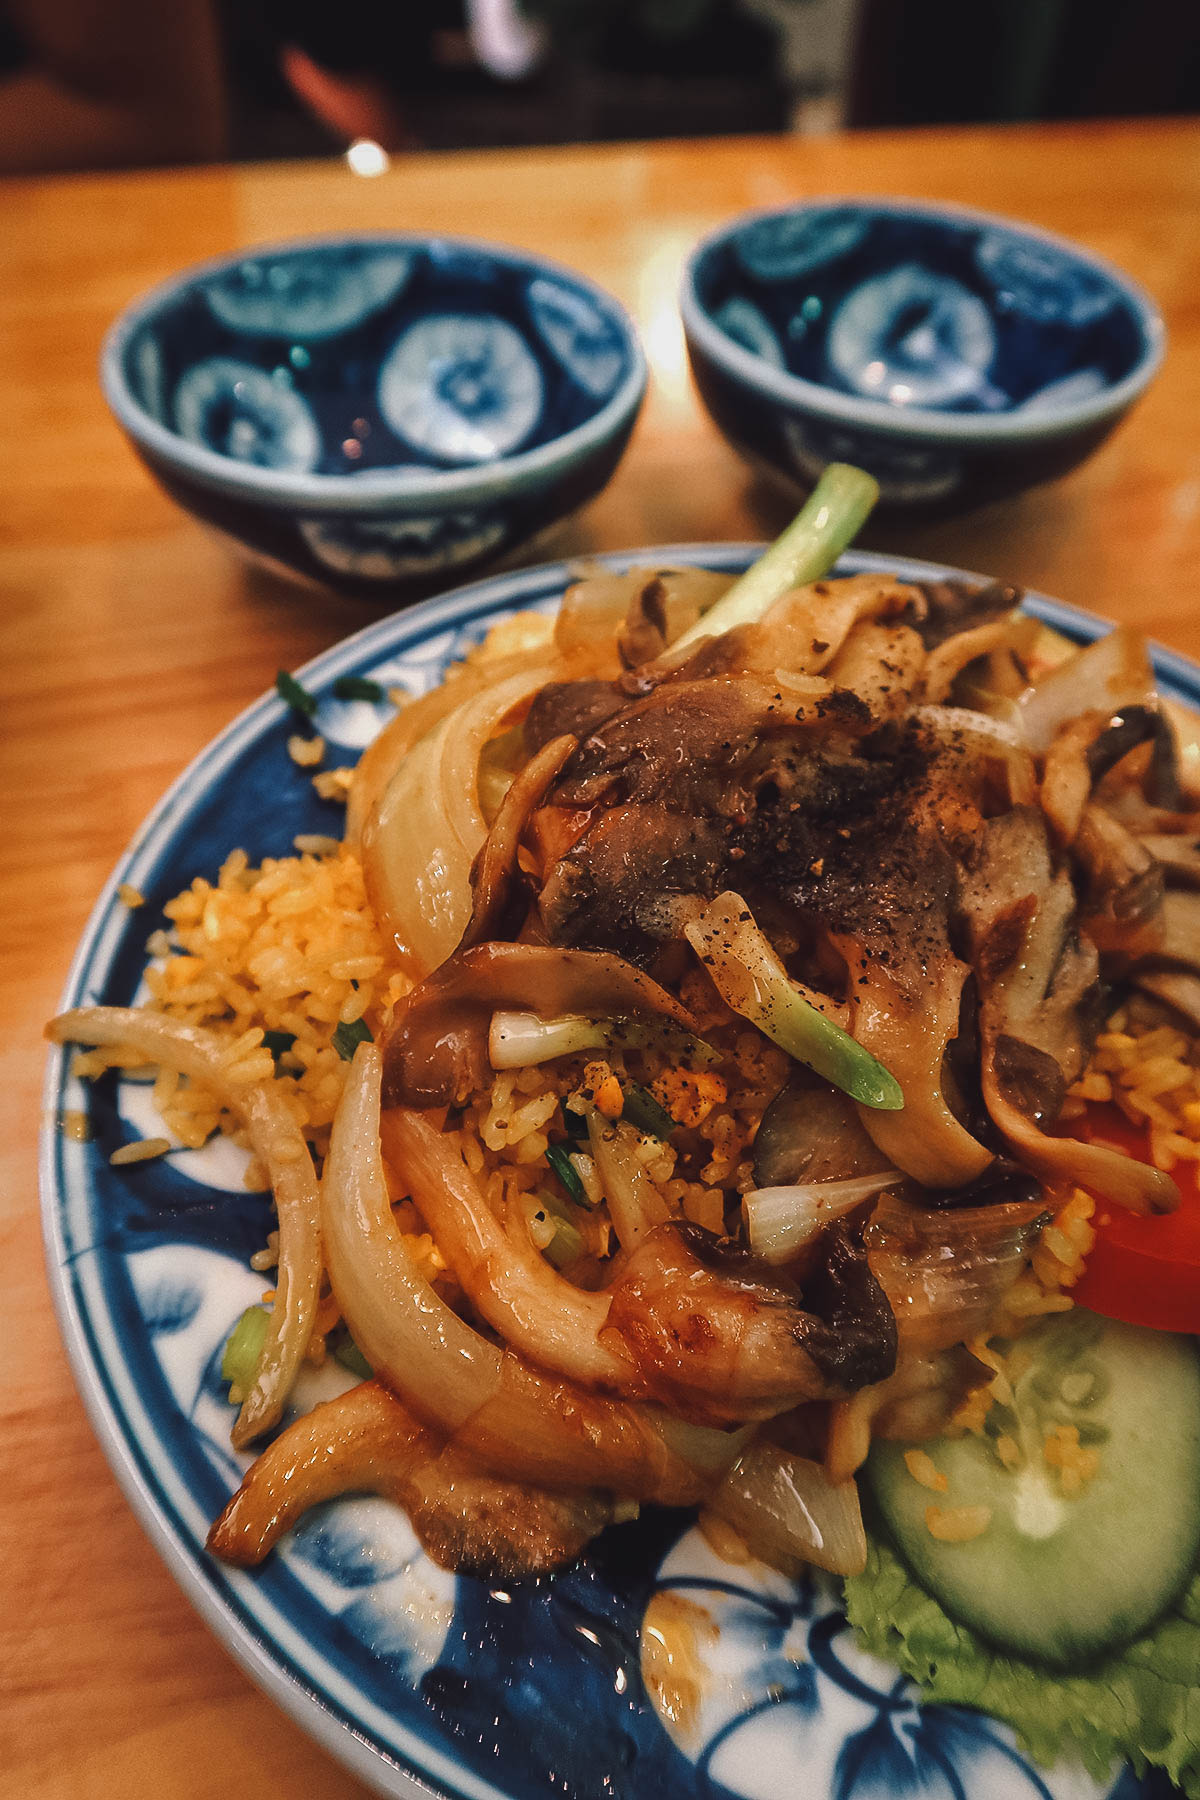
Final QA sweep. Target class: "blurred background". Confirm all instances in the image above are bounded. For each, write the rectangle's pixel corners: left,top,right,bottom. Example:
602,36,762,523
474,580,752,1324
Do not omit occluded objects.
0,0,1196,176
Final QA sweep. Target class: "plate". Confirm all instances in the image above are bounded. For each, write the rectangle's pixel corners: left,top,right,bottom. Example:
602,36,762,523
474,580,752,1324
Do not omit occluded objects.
41,548,1194,1800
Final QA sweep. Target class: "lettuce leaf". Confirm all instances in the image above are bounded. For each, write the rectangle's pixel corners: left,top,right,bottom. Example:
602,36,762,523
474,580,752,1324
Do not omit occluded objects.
844,1535,1200,1796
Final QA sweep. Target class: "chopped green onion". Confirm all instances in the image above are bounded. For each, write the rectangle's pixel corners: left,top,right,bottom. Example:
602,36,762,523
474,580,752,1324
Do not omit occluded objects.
669,463,880,655
333,675,385,702
275,669,319,716
332,1017,374,1061
488,1009,720,1071
546,1141,589,1205
220,1305,270,1392
527,1190,588,1268
684,892,903,1111
333,1334,373,1380
621,1082,675,1141
542,1212,585,1270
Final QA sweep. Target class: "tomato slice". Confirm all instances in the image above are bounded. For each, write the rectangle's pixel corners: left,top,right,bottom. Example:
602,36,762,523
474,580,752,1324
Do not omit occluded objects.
1069,1105,1200,1333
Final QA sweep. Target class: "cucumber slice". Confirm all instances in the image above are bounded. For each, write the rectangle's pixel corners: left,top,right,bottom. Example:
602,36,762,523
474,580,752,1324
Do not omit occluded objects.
865,1310,1200,1668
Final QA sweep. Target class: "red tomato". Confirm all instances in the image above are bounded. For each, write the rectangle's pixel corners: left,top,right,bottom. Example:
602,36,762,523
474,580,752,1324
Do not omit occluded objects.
1070,1105,1200,1333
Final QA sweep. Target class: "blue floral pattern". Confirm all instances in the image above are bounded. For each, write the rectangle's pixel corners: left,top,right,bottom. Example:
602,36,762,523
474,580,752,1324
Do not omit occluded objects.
643,1526,1117,1800
44,550,1186,1800
108,236,644,589
697,205,1146,417
377,314,544,462
174,358,322,471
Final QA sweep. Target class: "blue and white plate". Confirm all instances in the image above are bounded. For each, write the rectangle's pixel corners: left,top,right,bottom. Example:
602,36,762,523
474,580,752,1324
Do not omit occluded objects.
42,550,1192,1800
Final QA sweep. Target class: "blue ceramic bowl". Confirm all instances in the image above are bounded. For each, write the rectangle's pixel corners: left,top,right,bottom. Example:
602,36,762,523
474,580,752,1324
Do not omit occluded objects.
101,234,647,592
680,198,1164,510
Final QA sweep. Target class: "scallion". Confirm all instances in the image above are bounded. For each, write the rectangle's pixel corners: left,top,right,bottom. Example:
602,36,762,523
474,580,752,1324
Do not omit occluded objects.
333,1017,373,1061
621,1082,676,1140
220,1305,270,1392
333,675,385,702
333,1333,373,1379
546,1141,589,1205
684,892,903,1111
275,669,319,716
669,463,880,655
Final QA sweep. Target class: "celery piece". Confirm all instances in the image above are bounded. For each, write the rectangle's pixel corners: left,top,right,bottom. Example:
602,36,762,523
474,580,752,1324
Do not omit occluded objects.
669,462,880,655
221,1305,270,1392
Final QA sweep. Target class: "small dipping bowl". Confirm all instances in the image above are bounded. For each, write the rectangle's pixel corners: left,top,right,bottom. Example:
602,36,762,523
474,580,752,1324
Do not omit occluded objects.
680,197,1164,509
101,234,647,592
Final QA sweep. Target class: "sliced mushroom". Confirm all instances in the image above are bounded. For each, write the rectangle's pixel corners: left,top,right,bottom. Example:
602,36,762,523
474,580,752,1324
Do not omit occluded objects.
752,1070,894,1188
958,808,1175,1212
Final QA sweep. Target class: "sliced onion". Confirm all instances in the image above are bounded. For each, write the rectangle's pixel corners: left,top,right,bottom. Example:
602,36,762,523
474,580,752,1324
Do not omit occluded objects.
1017,626,1155,753
913,704,1037,806
323,1044,728,1502
47,1007,320,1448
586,1111,672,1248
208,1379,435,1564
744,1171,901,1265
704,1440,867,1577
919,622,1011,704
362,667,554,975
865,1190,1049,1351
379,1106,634,1391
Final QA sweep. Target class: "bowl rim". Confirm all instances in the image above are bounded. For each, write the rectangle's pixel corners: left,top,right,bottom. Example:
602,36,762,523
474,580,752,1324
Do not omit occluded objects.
100,230,648,514
679,194,1165,446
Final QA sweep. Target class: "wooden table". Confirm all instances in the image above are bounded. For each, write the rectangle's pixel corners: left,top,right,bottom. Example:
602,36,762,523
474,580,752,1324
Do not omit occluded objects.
3,119,1199,1799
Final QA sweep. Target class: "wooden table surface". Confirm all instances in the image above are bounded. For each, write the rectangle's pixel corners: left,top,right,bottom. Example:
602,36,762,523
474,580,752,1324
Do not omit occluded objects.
3,117,1200,1798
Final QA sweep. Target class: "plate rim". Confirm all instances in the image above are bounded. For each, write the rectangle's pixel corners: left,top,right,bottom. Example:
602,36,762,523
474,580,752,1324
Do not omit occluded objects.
39,544,1198,1800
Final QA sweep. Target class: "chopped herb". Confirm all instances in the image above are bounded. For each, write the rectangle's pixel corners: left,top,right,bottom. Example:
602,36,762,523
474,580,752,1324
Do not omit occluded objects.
546,1142,588,1205
333,1017,374,1060
276,669,319,717
621,1082,675,1140
332,675,385,702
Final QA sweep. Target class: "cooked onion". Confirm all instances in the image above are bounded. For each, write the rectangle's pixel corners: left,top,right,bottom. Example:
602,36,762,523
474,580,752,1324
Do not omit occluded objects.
865,1190,1048,1351
379,1106,635,1391
704,1441,867,1577
362,667,554,975
208,1379,437,1564
586,1112,673,1247
744,1172,901,1265
1017,626,1155,753
323,1044,730,1501
46,1007,320,1448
